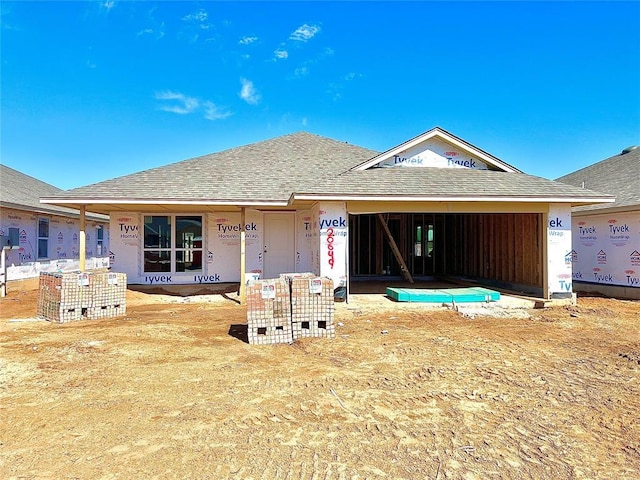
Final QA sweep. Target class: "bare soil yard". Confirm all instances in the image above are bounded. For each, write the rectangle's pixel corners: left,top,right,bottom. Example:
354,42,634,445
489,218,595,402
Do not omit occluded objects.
1,279,639,480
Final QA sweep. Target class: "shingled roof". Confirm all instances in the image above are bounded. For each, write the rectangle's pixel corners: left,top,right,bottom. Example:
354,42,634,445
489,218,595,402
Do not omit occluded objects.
51,132,378,203
295,168,612,202
1,164,107,220
556,146,640,213
41,130,614,211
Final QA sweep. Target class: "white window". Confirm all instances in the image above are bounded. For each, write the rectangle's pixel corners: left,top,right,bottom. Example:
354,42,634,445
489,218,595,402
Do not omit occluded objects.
143,215,203,273
38,217,49,259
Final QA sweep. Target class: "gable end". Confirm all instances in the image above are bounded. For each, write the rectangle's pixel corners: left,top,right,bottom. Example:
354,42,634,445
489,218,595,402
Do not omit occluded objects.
353,127,521,173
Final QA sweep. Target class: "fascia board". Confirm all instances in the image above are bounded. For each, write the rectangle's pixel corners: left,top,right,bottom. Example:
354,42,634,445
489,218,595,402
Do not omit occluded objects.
40,197,289,207
291,193,616,204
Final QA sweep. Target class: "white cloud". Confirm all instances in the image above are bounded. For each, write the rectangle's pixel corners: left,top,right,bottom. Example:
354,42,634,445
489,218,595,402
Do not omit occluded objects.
182,9,208,23
155,91,199,114
291,47,336,79
101,1,115,11
203,101,232,121
155,91,231,121
137,7,165,40
239,36,258,45
274,49,288,60
182,9,210,30
290,24,320,42
239,78,261,105
137,25,165,39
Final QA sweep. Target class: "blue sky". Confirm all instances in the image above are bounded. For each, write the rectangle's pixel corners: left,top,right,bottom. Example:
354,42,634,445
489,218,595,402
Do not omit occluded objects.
2,1,639,190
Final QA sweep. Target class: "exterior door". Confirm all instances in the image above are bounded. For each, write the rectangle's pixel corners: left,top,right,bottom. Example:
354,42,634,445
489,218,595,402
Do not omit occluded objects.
263,212,295,279
410,215,435,276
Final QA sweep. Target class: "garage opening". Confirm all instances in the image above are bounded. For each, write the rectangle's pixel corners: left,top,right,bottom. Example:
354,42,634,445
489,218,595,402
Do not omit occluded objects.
350,214,436,278
349,213,543,294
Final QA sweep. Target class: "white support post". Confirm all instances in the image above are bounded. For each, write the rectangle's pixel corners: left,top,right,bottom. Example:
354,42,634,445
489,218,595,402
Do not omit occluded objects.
239,207,246,305
79,205,86,272
1,246,8,297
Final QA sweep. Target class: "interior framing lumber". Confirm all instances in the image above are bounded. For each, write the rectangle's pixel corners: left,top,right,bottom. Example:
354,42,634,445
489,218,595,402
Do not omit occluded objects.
376,213,414,283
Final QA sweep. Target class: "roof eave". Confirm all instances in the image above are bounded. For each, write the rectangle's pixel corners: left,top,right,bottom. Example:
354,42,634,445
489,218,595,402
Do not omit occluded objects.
291,193,616,205
571,203,640,216
1,201,108,221
40,197,291,208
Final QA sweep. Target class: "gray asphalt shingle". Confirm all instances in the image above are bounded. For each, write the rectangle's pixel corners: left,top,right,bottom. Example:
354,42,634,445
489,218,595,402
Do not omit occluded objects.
57,132,378,202
43,131,613,204
556,147,640,212
299,168,612,199
1,164,106,219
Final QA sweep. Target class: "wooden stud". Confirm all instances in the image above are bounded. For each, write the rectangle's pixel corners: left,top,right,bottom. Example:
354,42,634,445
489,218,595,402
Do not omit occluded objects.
536,213,544,288
377,214,414,283
508,214,515,283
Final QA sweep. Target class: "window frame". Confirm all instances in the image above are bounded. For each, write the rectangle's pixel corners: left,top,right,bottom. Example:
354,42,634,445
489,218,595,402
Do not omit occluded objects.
8,227,19,248
37,217,50,259
142,214,204,274
96,225,104,256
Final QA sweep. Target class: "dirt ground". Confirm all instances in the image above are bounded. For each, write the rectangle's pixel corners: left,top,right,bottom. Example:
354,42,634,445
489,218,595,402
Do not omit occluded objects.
1,279,639,480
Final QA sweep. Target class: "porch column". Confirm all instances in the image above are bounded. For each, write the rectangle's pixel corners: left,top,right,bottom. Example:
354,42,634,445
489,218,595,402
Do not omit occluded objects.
318,201,348,293
79,205,86,272
1,246,8,297
545,204,573,300
239,207,246,304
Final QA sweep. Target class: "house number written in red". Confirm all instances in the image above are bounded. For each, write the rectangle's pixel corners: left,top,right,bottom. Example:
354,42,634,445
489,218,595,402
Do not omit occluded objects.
327,227,335,269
